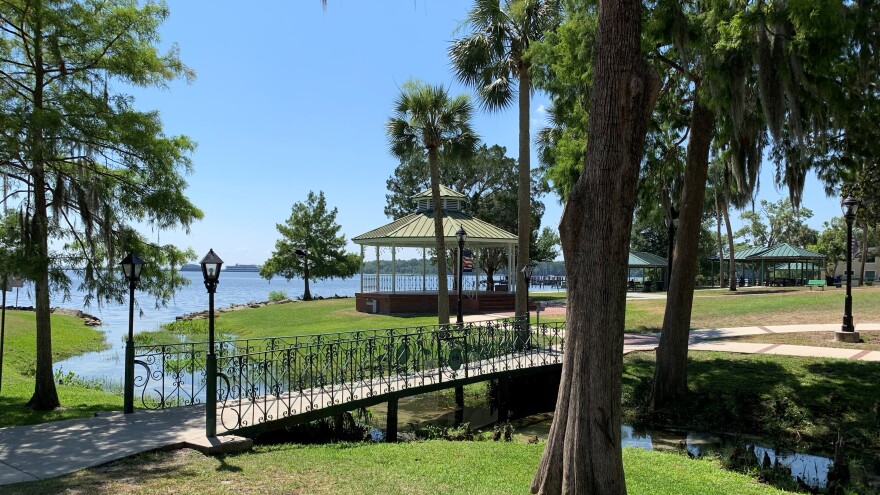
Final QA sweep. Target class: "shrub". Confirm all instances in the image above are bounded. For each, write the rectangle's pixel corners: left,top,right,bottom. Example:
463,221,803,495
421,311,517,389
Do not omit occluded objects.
268,290,288,302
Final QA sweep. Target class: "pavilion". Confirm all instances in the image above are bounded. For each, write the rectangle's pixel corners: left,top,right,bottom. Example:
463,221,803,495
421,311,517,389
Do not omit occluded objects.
710,243,826,286
351,185,519,314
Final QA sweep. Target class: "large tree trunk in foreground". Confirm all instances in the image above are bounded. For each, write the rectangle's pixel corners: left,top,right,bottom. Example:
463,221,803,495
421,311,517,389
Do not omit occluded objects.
650,95,714,410
27,19,59,410
531,1,659,492
428,149,450,324
515,65,531,319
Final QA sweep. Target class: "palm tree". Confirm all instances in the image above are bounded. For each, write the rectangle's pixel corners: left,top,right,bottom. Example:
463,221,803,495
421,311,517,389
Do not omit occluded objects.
386,80,478,324
449,0,560,318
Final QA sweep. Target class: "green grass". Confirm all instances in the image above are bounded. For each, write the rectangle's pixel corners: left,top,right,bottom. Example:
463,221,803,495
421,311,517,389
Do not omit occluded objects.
0,310,121,427
622,351,880,450
4,441,795,495
139,299,444,344
540,286,880,333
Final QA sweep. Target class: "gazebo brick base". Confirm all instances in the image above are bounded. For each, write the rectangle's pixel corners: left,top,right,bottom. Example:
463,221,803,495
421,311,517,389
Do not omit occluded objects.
355,291,517,315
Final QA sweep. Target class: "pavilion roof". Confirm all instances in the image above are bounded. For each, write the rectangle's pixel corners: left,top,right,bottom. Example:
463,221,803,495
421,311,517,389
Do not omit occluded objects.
628,251,668,268
352,209,517,247
711,243,824,262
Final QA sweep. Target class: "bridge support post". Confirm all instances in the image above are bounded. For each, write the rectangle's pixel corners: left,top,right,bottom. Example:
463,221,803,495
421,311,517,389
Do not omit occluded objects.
386,397,398,442
455,385,464,424
497,377,509,423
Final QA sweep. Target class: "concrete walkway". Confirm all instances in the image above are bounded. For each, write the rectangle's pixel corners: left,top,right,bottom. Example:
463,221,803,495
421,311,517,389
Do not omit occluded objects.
0,321,877,486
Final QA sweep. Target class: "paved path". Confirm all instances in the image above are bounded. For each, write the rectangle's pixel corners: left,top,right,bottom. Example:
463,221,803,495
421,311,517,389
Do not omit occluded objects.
0,321,877,486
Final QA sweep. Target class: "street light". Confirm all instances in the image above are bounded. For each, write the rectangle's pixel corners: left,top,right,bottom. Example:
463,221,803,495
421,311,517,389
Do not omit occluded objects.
120,252,145,414
521,263,535,321
456,226,467,325
837,197,861,342
200,249,223,436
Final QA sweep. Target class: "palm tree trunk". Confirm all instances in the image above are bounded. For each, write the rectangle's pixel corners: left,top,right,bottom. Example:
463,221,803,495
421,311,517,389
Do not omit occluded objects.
650,94,714,411
531,1,659,491
715,189,724,287
515,64,531,319
722,196,737,291
428,149,450,324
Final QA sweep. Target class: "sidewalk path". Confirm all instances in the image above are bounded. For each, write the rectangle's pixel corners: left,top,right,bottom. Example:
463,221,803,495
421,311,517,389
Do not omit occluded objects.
0,321,878,486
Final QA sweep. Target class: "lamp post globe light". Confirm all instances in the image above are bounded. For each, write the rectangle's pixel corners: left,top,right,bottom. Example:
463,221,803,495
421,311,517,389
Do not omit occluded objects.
120,252,145,414
200,249,223,436
837,196,861,343
456,226,467,325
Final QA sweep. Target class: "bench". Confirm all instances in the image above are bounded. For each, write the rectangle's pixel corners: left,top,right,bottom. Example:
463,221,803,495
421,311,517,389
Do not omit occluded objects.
807,279,826,291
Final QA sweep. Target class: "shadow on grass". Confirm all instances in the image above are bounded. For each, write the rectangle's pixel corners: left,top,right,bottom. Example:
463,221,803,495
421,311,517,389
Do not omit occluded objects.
0,395,121,428
623,351,880,450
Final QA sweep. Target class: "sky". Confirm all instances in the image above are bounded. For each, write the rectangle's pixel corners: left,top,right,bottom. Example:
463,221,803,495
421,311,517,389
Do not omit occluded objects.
130,1,845,265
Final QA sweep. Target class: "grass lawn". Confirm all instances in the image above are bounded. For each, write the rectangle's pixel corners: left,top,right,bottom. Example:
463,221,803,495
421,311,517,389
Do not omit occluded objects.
718,330,880,351
140,298,444,344
4,441,795,495
0,310,122,427
622,351,880,450
539,286,880,333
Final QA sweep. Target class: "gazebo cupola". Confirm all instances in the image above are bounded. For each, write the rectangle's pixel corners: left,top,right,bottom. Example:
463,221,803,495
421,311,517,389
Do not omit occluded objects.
412,185,466,213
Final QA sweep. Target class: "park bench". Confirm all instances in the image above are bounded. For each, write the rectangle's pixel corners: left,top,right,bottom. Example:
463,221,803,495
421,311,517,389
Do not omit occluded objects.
807,279,826,291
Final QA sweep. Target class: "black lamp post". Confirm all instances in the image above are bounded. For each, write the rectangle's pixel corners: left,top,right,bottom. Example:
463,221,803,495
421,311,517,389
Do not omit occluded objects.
837,196,861,342
456,226,467,325
120,252,145,414
521,263,535,322
200,249,223,436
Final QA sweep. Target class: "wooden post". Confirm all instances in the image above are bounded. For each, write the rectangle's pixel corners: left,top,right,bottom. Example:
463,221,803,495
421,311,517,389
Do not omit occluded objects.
386,397,398,442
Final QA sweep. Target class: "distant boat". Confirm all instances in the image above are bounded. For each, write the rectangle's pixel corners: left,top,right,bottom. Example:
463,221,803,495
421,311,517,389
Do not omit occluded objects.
225,264,261,273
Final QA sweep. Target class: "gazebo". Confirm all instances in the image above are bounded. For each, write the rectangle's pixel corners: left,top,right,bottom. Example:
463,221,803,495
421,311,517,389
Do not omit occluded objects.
710,243,826,287
351,185,519,314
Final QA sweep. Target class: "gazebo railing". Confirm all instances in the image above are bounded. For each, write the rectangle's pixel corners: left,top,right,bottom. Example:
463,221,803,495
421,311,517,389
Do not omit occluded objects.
361,274,478,293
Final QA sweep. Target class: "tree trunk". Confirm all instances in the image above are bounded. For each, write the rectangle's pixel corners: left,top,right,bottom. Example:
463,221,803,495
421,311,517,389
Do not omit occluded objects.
531,1,659,492
429,149,450,324
858,220,868,283
722,195,737,291
303,257,312,301
649,94,714,411
27,11,60,410
715,189,724,287
515,64,531,319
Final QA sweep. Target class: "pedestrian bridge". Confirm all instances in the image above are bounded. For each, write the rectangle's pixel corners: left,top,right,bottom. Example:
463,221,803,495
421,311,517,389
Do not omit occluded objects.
133,318,565,437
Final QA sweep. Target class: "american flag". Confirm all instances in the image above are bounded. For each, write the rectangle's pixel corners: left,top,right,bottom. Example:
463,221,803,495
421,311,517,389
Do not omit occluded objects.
462,249,473,273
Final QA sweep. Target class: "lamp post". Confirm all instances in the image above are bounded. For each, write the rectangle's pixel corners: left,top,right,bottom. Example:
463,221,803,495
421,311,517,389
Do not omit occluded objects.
837,197,861,342
200,249,223,436
456,226,467,325
120,252,146,414
521,263,535,322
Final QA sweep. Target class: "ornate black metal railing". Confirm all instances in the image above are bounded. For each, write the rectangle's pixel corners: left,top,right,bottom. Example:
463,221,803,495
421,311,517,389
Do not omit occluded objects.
132,317,565,432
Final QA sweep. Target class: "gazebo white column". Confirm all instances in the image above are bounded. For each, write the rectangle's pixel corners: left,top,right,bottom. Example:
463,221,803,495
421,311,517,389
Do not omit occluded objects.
391,245,397,293
375,246,380,292
507,244,515,293
359,245,365,292
422,246,427,291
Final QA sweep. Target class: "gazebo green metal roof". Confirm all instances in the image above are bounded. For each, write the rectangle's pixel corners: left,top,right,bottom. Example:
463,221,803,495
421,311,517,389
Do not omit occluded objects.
411,185,466,199
628,251,668,268
352,209,517,247
748,243,824,261
712,243,824,262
